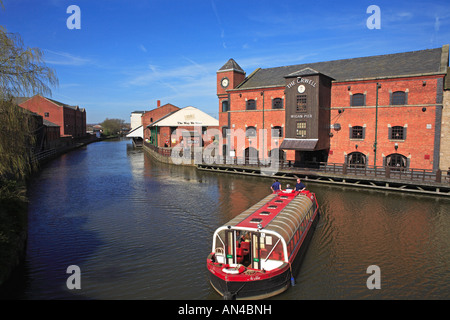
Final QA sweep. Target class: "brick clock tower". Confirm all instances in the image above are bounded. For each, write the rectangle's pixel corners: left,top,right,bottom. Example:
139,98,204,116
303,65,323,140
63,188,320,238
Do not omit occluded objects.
217,59,246,155
217,59,246,111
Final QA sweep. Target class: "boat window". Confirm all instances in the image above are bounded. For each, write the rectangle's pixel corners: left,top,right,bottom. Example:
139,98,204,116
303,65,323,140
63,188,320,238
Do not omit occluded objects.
268,205,277,209
250,218,263,223
260,234,284,262
275,200,284,203
260,211,271,215
214,230,226,252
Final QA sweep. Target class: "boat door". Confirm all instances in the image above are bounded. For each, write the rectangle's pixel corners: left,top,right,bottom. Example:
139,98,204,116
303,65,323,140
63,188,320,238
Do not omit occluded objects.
225,229,237,265
225,229,252,266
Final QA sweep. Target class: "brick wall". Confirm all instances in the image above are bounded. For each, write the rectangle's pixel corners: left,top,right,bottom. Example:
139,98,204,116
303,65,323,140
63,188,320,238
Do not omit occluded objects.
142,103,180,140
327,76,442,169
221,87,289,159
20,95,65,136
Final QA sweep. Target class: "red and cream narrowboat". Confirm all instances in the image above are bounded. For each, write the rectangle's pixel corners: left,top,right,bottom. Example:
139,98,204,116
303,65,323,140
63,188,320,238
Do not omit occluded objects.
207,189,320,300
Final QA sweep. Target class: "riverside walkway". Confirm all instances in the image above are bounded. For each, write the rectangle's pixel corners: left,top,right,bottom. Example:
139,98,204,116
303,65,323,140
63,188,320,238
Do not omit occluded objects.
142,142,450,197
197,160,450,197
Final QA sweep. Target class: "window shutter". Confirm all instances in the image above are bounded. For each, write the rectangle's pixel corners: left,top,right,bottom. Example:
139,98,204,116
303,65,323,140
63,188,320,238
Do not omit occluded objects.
362,127,366,139
388,127,392,139
403,127,407,140
349,126,353,139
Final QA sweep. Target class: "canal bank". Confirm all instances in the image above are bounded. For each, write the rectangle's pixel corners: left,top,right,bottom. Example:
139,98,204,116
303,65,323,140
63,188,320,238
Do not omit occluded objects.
0,136,104,288
143,143,450,198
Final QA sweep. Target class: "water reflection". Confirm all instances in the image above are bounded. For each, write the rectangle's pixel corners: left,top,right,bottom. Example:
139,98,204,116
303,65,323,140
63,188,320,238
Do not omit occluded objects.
1,139,449,300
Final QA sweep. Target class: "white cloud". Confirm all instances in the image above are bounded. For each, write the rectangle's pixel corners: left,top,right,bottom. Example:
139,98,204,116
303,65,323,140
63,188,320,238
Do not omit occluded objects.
434,16,440,32
139,44,147,53
44,49,91,66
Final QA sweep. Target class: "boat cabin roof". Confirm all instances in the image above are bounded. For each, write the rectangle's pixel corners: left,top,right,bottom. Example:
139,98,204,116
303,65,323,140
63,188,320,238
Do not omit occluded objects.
221,191,315,245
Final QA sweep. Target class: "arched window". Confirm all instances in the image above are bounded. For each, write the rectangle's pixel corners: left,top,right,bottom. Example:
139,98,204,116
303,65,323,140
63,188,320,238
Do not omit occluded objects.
222,126,229,138
245,126,257,137
385,153,408,169
245,147,259,164
246,99,256,110
271,126,283,138
347,152,367,168
351,93,365,106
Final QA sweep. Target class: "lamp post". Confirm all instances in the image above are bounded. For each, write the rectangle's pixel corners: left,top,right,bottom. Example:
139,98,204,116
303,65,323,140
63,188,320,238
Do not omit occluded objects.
373,83,381,167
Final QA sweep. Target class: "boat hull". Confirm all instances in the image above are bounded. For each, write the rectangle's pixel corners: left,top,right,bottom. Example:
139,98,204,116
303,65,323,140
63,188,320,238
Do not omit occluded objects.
208,210,319,300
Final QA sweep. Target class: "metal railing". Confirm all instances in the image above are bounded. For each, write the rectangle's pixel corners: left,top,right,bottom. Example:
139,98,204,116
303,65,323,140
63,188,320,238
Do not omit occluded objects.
143,143,450,184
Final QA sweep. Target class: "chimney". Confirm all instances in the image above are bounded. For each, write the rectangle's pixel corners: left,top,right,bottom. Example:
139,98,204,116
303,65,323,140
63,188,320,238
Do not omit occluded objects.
157,100,161,108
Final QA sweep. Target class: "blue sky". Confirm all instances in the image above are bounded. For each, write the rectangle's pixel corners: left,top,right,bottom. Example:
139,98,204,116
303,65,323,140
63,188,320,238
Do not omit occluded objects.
1,0,449,123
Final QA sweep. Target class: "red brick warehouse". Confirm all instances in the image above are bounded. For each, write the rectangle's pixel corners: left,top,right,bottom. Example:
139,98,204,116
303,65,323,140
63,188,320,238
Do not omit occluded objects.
217,45,449,171
19,94,87,138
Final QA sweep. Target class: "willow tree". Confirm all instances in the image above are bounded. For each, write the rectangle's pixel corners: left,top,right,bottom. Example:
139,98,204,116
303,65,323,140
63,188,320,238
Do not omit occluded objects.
0,9,58,181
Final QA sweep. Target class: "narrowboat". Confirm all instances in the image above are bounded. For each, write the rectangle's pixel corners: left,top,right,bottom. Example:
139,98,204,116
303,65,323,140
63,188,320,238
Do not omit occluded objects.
206,189,320,300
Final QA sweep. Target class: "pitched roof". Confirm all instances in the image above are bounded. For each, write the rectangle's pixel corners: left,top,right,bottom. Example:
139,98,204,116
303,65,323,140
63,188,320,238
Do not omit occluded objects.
46,97,82,111
43,119,60,127
148,106,219,127
285,67,323,78
235,46,449,90
218,58,245,74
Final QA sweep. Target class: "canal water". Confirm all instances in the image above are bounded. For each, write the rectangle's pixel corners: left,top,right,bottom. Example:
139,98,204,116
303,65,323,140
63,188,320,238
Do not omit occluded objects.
1,138,449,299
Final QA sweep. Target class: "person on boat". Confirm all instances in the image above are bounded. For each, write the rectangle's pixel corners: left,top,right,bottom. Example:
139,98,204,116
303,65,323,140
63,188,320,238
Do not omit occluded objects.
284,184,294,193
271,179,281,193
294,178,306,192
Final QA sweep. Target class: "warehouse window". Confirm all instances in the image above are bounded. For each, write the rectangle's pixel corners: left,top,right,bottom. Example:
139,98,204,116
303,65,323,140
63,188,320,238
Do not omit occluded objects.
246,99,256,110
385,153,408,169
347,152,366,168
272,98,283,109
391,91,407,105
390,126,406,140
351,93,365,106
350,126,365,139
296,121,307,137
296,95,307,112
222,100,229,112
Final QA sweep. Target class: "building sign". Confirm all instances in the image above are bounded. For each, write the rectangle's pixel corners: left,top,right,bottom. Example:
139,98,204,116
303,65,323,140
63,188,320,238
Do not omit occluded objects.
177,121,203,125
290,114,313,119
286,77,317,89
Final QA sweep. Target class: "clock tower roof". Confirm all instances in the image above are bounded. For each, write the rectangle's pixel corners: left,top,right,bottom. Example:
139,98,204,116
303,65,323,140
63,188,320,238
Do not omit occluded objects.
218,58,245,74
